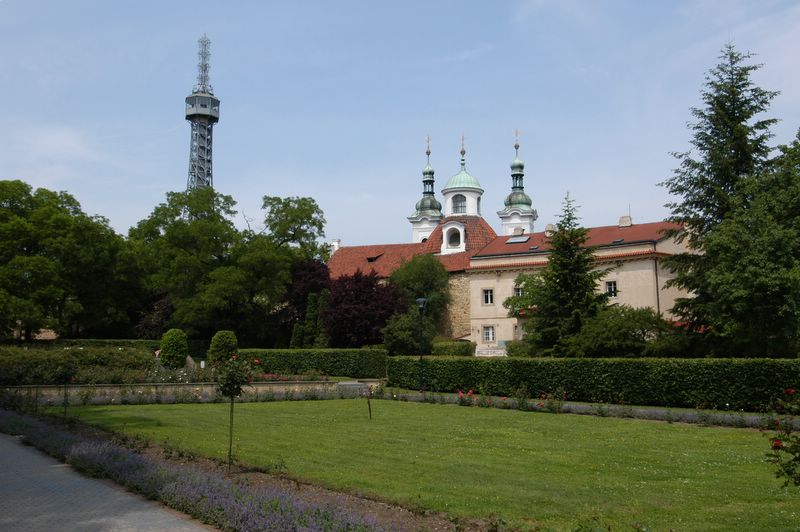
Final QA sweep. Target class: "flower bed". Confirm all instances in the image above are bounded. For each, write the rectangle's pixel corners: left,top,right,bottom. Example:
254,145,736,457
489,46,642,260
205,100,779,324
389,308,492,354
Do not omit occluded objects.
0,410,380,531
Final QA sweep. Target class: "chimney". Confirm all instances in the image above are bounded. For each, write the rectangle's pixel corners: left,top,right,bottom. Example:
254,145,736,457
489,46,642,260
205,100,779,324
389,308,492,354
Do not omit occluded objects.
544,224,556,237
331,239,341,253
618,215,633,227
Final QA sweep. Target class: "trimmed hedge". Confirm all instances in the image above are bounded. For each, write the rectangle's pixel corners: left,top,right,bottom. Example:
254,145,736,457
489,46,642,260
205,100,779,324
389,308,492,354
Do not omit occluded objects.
239,349,387,379
387,357,800,411
0,347,153,385
431,341,476,357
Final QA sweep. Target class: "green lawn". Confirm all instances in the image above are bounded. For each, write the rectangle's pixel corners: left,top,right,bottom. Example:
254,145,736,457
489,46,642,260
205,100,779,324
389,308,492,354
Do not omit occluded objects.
69,400,798,530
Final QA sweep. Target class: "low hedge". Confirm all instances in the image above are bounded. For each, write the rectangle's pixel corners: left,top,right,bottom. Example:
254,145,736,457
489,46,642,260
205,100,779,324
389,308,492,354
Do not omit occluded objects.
431,341,475,357
387,357,800,411
0,346,154,385
239,349,387,379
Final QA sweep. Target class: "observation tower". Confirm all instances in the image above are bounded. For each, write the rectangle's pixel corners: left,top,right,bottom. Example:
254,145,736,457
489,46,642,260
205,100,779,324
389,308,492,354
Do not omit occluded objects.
185,34,220,190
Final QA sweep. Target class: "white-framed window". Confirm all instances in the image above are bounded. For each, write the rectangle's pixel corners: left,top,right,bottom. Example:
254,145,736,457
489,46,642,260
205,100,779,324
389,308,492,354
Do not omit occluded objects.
605,280,618,298
453,194,467,214
514,285,524,297
447,228,461,247
483,289,494,305
483,326,495,343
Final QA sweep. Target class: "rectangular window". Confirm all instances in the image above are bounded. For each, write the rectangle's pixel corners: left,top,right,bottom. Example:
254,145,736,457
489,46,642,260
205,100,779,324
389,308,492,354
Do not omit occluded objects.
483,289,494,305
514,285,524,297
483,326,495,343
605,280,618,298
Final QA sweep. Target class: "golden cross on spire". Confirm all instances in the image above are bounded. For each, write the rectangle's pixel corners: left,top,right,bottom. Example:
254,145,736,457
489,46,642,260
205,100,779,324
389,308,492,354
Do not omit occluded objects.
425,135,431,157
514,128,520,154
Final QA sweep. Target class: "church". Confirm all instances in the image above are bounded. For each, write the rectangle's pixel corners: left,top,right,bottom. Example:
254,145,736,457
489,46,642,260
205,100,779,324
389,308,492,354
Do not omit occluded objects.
327,138,689,355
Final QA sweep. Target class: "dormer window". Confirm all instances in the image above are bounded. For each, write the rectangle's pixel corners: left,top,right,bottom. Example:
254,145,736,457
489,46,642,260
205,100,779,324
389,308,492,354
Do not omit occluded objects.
447,229,461,247
453,194,466,214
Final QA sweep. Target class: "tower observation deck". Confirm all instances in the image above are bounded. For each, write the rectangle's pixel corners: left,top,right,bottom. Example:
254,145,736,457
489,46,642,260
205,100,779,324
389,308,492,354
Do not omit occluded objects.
185,35,220,190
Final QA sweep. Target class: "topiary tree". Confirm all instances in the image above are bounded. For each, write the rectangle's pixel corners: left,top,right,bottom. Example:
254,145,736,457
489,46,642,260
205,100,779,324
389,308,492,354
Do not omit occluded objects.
160,328,188,368
216,353,257,473
208,330,238,364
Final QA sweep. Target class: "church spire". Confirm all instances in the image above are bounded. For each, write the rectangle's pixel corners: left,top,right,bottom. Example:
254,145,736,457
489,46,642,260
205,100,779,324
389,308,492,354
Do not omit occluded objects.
497,130,537,235
408,136,443,243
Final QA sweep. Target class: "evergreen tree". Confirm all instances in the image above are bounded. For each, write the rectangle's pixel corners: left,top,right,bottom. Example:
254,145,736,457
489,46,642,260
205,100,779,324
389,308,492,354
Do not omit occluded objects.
661,44,778,334
388,253,451,330
313,288,330,348
504,196,608,355
700,133,800,356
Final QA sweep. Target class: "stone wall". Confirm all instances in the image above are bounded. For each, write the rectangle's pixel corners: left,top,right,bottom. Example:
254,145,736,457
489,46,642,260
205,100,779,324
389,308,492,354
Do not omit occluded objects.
444,273,471,339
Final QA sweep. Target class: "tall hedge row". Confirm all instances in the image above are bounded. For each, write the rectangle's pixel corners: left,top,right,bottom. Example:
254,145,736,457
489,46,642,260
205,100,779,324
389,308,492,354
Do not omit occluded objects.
239,349,387,379
387,357,800,411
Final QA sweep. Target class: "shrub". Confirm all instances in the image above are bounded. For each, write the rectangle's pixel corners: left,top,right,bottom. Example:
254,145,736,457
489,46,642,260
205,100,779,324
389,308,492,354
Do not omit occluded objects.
160,329,188,369
239,348,386,379
208,330,238,365
431,341,475,357
505,340,533,357
386,357,800,411
382,310,435,356
561,305,672,357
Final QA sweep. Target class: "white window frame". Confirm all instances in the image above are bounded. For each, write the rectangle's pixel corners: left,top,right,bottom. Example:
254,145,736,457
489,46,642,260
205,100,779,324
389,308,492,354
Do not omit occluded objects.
483,325,495,343
605,280,618,298
483,288,494,305
514,285,524,297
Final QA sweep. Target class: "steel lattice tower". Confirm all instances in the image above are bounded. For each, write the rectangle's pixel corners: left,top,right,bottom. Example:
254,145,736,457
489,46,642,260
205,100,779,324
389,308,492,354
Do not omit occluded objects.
185,35,220,190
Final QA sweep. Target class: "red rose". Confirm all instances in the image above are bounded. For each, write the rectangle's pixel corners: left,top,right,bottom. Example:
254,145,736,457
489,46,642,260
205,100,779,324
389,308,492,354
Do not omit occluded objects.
786,388,796,396
536,402,545,408
458,390,463,397
253,359,261,366
772,439,783,449
467,389,473,396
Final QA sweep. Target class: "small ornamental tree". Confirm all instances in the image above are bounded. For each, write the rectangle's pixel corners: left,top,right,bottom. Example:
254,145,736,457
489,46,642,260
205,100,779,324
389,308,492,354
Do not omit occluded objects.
216,354,258,472
208,330,238,364
160,328,188,369
768,387,800,487
382,309,435,356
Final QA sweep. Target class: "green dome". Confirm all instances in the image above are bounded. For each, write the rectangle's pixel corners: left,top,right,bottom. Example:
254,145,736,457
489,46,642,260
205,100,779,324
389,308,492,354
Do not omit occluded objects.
443,167,483,192
511,156,524,172
504,190,532,208
415,195,442,213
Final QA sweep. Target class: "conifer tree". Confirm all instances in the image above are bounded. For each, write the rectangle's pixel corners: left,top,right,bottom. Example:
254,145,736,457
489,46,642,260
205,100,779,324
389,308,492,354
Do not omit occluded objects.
505,195,607,355
661,43,778,335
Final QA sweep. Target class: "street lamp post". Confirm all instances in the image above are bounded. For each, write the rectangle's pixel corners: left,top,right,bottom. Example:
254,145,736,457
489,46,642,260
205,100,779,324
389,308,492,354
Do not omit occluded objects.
416,297,427,393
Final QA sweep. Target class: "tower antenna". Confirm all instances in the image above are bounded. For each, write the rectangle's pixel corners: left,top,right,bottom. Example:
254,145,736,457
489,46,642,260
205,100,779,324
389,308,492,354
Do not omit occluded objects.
185,34,221,190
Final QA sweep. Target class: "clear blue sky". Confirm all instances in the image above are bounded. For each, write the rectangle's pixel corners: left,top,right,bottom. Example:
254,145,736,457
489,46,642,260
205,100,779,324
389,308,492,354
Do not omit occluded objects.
2,0,799,245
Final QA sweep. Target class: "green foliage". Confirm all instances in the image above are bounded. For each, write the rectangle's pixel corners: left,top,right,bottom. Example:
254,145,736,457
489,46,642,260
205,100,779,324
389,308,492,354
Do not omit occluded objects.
661,44,790,353
208,330,238,364
382,309,435,356
215,354,253,398
386,357,800,411
239,348,387,378
768,387,800,487
561,305,674,357
0,180,138,339
0,346,153,385
430,341,475,357
504,195,608,355
160,329,188,369
505,340,533,357
697,134,800,357
388,254,451,329
261,196,327,260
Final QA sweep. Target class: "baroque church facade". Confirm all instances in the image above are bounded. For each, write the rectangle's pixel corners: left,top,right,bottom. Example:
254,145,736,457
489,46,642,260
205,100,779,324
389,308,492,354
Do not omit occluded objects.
327,139,689,355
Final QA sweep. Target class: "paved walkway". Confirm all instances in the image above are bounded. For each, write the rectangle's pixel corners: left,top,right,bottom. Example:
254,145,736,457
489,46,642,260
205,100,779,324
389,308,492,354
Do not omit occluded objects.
0,433,212,532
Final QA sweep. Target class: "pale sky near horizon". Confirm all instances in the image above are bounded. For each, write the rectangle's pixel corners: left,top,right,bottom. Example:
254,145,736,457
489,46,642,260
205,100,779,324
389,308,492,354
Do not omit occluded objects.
2,1,799,246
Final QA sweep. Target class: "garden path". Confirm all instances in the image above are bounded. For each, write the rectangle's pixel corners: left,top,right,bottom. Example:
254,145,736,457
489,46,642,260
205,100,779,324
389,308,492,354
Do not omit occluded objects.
0,433,213,531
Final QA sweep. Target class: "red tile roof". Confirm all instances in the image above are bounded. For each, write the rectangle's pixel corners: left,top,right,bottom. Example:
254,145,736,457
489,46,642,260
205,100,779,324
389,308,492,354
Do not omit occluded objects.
327,220,679,279
473,221,680,258
327,243,423,279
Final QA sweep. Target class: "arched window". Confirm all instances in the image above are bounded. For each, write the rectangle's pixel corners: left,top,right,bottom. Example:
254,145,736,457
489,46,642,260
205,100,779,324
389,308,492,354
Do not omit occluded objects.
447,228,461,247
452,194,466,214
